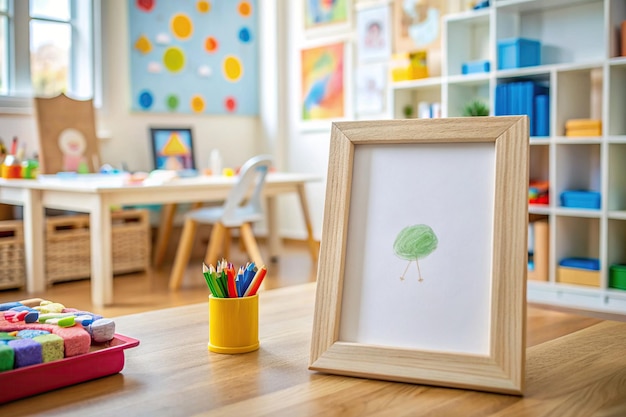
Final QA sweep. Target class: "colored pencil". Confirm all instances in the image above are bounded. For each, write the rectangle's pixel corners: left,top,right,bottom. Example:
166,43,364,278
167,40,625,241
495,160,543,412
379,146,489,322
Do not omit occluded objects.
244,265,267,297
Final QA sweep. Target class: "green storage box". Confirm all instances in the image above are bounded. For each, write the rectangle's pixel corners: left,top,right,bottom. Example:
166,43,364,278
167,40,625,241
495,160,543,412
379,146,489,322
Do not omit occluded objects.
609,264,626,290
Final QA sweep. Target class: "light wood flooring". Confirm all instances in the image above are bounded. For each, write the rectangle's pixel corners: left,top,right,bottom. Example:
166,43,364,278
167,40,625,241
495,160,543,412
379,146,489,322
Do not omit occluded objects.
0,227,318,317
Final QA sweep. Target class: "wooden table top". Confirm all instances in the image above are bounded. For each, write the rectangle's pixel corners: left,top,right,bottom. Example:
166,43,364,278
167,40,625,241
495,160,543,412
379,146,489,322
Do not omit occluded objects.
3,283,626,416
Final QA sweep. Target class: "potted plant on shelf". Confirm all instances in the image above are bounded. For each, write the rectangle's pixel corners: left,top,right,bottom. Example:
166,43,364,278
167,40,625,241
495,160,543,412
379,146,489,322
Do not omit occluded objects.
462,99,489,117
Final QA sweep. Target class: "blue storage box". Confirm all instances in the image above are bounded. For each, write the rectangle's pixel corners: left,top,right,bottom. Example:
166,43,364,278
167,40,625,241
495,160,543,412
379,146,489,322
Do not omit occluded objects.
559,257,600,271
560,190,601,209
462,59,490,75
498,38,541,70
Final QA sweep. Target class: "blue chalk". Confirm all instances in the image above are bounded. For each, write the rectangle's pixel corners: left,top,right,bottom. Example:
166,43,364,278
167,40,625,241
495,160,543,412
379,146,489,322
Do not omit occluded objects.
17,329,51,339
0,302,22,311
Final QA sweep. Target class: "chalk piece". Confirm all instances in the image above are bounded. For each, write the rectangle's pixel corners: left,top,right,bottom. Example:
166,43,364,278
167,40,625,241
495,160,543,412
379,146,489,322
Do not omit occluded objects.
0,344,14,371
33,334,64,362
88,318,116,343
0,302,22,311
17,329,50,339
24,311,39,323
0,332,18,341
8,338,42,368
57,316,76,327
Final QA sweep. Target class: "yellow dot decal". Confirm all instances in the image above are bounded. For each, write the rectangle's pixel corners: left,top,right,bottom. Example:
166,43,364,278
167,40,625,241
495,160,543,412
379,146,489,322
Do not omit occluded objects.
238,1,252,17
197,1,211,13
191,95,205,112
171,13,193,40
134,35,152,54
163,47,185,72
223,56,242,82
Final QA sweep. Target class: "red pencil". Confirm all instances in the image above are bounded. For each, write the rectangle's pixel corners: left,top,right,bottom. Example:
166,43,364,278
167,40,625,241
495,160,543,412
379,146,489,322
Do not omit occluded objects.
244,265,267,297
226,265,238,297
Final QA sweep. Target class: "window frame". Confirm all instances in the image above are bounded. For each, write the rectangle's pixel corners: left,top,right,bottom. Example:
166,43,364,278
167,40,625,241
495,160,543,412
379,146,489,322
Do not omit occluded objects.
0,0,101,114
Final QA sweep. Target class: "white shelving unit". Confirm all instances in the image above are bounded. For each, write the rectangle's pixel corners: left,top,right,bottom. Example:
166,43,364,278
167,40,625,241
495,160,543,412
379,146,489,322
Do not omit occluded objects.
391,0,626,314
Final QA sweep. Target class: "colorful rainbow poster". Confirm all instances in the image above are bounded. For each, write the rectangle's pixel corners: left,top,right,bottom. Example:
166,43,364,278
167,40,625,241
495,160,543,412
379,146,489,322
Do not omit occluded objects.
128,0,258,115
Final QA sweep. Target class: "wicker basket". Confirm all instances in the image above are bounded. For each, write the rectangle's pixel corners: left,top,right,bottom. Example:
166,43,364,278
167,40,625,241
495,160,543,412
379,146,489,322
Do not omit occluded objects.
0,220,25,289
45,209,151,283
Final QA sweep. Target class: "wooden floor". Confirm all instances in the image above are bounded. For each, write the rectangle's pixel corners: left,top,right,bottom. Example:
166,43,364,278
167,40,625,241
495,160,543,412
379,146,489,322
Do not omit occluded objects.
0,229,318,317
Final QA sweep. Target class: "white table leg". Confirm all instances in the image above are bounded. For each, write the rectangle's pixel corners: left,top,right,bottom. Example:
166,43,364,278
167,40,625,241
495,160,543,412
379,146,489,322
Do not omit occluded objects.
22,189,45,293
90,199,113,307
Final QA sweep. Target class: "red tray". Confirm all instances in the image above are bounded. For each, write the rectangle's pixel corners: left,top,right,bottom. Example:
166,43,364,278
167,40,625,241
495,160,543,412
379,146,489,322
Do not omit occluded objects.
0,333,139,404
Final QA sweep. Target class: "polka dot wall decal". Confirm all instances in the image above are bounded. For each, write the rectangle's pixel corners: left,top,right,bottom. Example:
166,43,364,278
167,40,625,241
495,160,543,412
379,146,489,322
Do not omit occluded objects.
139,91,154,109
163,47,185,72
134,35,152,54
197,1,211,13
204,36,218,53
238,27,251,43
238,1,252,17
166,95,180,111
191,95,205,112
225,96,237,112
223,56,242,82
136,0,154,12
171,13,193,40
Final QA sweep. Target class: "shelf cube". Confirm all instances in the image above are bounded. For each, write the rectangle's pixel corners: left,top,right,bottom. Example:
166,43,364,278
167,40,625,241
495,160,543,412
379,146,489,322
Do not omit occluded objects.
497,38,540,70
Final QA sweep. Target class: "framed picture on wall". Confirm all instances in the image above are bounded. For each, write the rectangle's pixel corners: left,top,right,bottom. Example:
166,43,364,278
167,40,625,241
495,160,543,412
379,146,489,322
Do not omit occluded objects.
356,4,391,62
309,116,529,395
300,41,351,129
393,0,447,75
355,62,386,116
304,0,352,37
149,127,196,170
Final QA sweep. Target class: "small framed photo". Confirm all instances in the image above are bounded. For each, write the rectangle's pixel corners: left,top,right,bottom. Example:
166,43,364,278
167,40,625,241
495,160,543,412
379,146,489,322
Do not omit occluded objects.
355,63,387,116
149,127,195,170
309,116,529,395
356,4,391,62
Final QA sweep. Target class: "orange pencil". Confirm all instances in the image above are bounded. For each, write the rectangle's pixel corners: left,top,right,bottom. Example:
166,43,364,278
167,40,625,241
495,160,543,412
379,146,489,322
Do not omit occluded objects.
244,265,266,297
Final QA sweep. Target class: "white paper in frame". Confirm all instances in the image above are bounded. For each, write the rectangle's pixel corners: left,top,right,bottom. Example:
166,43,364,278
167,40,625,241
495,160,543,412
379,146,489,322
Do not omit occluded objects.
309,117,529,395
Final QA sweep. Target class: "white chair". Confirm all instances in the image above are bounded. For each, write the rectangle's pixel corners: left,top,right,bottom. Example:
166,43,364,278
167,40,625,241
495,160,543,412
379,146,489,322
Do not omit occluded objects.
168,155,273,289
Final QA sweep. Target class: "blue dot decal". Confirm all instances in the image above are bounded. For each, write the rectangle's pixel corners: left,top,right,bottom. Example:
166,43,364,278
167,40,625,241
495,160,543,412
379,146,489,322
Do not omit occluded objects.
139,91,154,109
238,27,251,43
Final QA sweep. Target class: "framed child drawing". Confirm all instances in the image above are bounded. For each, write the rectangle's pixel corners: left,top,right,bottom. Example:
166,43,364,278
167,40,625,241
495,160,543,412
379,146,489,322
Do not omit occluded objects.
149,127,195,170
309,116,529,395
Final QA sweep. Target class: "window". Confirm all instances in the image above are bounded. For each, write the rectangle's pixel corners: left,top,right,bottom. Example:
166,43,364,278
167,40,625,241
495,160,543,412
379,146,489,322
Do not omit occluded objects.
0,0,100,111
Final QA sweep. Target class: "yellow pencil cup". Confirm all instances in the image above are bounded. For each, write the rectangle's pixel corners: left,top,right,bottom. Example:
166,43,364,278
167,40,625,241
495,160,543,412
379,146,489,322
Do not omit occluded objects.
208,294,259,354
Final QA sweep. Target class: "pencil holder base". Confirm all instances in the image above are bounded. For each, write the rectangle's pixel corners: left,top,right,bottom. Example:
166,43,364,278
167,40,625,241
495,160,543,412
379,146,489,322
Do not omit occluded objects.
208,294,259,354
207,341,259,354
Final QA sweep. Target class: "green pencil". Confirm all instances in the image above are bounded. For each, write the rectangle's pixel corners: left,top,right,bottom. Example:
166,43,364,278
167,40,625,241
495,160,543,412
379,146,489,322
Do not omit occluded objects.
202,263,220,297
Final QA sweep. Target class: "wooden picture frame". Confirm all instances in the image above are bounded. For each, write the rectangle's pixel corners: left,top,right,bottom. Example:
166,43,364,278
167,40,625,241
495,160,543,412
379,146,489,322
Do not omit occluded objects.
309,117,529,395
149,127,195,170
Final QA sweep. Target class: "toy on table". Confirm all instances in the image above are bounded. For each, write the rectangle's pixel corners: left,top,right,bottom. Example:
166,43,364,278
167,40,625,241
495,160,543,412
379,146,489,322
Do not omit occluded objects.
0,298,116,372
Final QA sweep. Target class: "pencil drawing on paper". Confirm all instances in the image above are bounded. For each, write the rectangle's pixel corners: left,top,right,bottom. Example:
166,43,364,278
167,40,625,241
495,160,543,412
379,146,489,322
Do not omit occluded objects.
393,224,438,282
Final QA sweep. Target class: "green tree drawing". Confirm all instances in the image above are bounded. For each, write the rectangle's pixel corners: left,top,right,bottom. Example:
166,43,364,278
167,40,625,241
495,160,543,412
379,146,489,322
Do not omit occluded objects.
393,224,438,282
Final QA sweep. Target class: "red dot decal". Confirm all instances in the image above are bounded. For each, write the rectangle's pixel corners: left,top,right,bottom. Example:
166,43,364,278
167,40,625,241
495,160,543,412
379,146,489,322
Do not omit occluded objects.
225,97,237,112
136,0,154,12
205,37,218,53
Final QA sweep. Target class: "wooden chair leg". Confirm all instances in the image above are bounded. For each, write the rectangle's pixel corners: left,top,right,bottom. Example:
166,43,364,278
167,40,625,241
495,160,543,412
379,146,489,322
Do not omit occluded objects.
205,222,226,266
153,203,177,268
240,222,264,267
169,218,198,290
